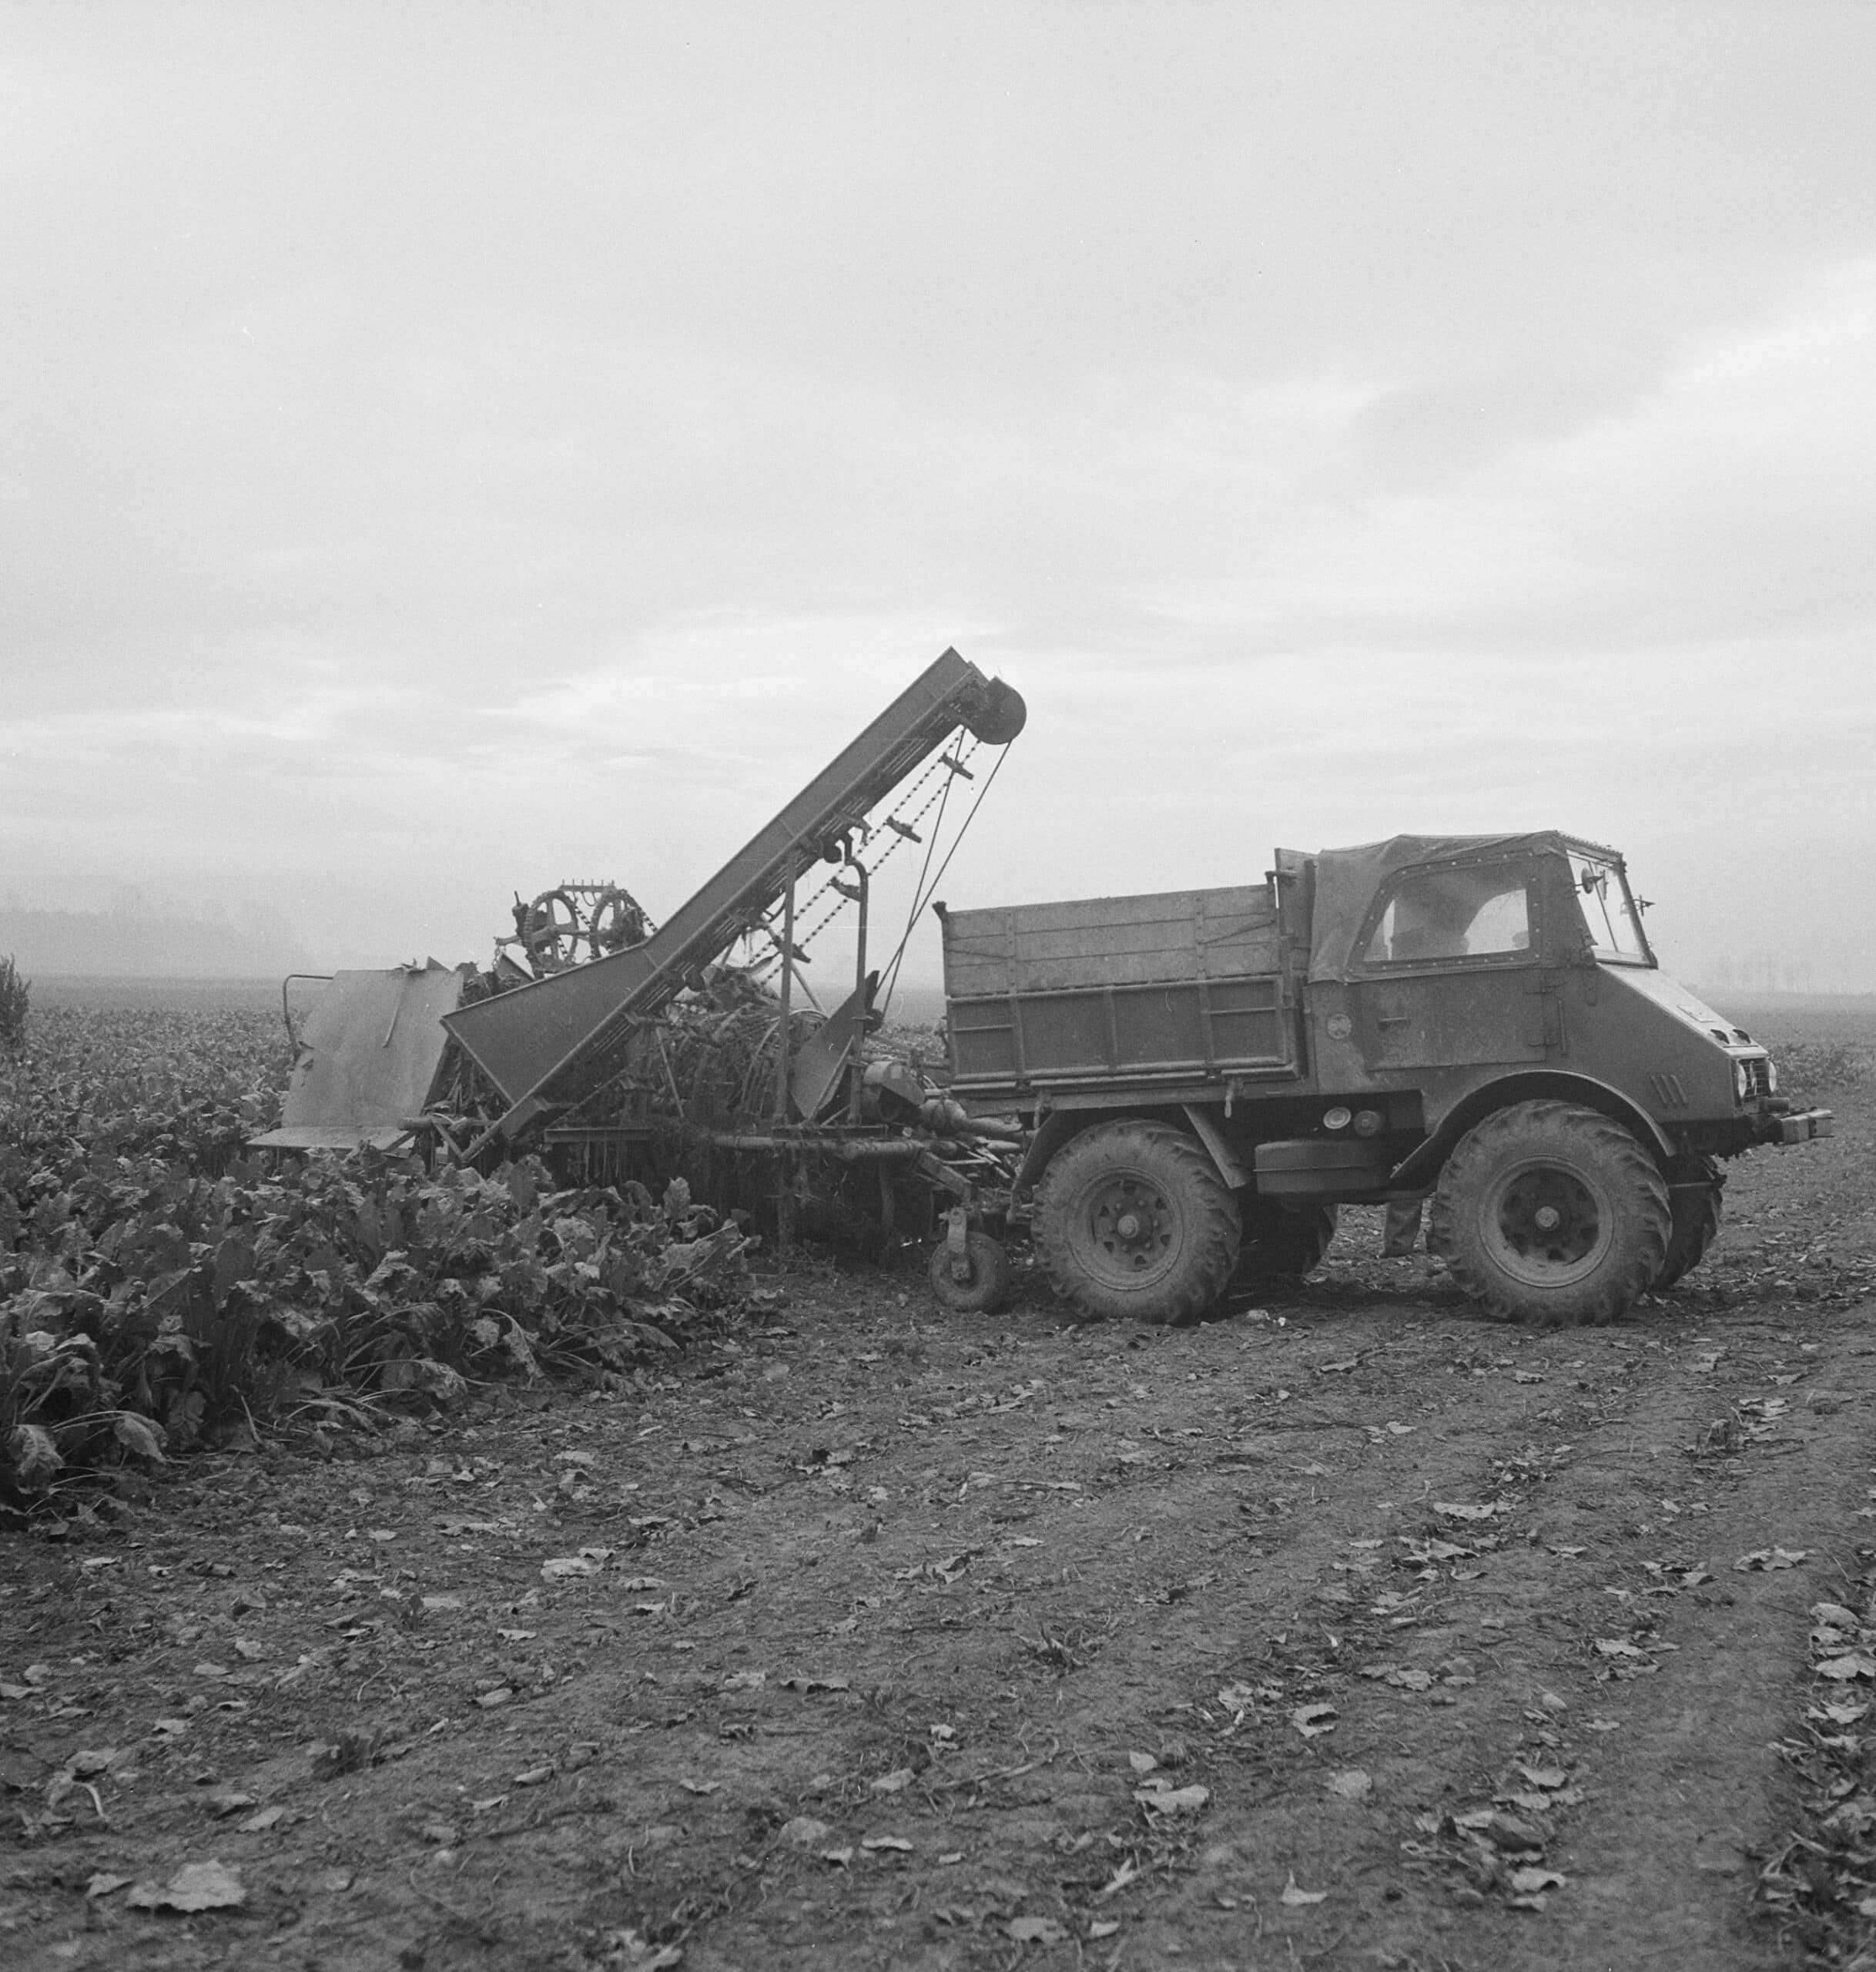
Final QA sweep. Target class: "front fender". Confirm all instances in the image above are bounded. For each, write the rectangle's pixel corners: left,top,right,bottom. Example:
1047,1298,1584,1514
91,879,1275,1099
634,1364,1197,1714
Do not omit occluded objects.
1388,1071,1673,1193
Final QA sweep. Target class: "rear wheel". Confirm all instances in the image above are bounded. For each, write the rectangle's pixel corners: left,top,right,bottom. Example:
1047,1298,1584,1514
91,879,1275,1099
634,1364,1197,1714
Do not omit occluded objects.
1655,1155,1724,1290
1429,1100,1670,1325
1236,1198,1337,1280
1034,1122,1241,1324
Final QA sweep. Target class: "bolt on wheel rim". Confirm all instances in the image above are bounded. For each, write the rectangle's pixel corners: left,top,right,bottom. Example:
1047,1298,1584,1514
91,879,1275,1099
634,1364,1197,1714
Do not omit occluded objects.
1484,1161,1610,1284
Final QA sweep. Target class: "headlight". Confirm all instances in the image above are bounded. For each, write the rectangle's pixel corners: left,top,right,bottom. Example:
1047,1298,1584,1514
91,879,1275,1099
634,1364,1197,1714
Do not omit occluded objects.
1767,1058,1779,1095
1734,1061,1752,1102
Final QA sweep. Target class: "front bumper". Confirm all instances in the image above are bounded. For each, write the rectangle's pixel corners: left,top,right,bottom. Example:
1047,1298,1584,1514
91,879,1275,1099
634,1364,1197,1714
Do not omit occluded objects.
1757,1106,1834,1145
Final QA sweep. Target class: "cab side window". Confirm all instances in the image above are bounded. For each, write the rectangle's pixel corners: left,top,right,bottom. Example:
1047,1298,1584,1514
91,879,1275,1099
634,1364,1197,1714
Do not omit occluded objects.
1362,866,1533,964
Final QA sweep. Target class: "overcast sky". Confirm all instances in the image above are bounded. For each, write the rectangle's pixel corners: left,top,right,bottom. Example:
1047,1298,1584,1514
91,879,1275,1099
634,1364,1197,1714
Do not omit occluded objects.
2,3,1873,991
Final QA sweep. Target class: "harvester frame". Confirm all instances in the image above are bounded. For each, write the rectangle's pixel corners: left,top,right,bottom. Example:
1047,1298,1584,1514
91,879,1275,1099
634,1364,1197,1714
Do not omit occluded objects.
254,651,1030,1266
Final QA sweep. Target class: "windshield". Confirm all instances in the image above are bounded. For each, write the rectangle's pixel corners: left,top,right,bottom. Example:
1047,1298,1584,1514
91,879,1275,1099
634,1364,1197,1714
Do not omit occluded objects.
1572,852,1650,963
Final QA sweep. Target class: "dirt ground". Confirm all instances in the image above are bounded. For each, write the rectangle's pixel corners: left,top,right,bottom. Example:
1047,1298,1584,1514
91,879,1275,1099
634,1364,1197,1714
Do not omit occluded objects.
6,994,1876,1972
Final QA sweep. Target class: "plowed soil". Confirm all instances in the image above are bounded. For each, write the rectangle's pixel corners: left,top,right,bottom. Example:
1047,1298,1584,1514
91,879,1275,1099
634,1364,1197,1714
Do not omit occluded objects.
6,995,1876,1972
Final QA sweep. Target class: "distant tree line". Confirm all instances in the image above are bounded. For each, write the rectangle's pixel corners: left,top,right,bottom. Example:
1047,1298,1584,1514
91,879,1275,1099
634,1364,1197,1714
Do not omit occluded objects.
1698,954,1871,994
0,906,313,980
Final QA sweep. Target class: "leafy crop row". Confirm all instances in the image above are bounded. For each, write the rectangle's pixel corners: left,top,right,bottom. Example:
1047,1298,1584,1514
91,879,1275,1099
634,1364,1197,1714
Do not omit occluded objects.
2,1004,749,1508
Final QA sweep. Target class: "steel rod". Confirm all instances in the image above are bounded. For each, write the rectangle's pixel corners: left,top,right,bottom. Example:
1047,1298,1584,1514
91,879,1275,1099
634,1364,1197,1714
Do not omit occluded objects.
774,860,796,1123
849,857,870,1123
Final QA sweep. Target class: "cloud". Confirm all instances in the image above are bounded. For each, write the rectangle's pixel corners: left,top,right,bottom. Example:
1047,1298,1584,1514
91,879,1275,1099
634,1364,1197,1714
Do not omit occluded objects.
3,9,1876,982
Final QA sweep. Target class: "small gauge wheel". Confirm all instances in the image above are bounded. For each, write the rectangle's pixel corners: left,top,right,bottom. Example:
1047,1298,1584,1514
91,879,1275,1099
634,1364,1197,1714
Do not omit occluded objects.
927,1232,1011,1314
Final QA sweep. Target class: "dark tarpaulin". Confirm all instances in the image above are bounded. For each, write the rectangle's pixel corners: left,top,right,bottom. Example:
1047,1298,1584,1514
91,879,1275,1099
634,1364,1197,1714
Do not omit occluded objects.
1305,832,1571,984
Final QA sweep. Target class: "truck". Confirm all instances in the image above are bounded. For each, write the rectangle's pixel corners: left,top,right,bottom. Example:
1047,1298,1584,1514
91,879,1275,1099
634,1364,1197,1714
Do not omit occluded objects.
936,833,1834,1326
255,654,1833,1334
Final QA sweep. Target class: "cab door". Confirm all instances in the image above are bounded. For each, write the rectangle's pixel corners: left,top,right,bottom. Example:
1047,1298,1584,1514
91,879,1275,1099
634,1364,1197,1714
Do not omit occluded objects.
1346,856,1558,1072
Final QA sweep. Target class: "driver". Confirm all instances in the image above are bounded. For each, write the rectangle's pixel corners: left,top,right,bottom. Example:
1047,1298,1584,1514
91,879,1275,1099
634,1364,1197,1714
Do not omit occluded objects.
1390,875,1481,961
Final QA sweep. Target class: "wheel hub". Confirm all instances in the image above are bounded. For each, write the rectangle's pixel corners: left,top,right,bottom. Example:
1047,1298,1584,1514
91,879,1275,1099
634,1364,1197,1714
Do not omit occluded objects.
1488,1162,1607,1281
1088,1176,1174,1275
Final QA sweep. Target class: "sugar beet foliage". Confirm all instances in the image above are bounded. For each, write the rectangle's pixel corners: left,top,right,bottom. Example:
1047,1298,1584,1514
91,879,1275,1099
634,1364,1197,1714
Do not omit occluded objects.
1,1003,748,1509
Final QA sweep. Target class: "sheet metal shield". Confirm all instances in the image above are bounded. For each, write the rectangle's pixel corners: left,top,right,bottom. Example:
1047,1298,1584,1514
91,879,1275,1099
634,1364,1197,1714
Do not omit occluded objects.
250,965,467,1150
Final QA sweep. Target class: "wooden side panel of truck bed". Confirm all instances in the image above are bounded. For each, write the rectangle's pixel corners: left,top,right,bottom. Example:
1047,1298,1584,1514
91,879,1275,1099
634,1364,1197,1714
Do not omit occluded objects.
940,887,1297,1092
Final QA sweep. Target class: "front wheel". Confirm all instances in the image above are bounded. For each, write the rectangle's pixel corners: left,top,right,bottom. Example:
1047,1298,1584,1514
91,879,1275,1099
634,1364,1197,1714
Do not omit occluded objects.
1034,1122,1241,1324
1429,1100,1670,1325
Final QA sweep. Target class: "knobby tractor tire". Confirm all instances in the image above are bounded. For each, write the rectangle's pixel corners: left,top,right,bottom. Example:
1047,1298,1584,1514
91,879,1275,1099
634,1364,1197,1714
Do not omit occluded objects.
1235,1198,1338,1281
1429,1100,1670,1326
1034,1121,1241,1325
1655,1155,1724,1290
926,1231,1012,1315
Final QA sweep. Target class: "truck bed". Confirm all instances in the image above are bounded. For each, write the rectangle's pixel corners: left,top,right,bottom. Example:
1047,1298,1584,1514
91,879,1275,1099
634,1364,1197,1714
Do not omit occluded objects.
939,887,1297,1095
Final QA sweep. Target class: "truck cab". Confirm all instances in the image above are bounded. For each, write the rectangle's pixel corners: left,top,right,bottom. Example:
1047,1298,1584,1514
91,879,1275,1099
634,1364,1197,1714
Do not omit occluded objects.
1296,833,1816,1175
939,831,1831,1327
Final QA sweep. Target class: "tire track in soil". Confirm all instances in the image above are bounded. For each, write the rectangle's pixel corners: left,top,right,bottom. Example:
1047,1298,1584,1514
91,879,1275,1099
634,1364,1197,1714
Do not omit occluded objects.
763,1312,1862,1972
1109,1305,1876,1972
341,1293,1865,1972
1519,1310,1876,1971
